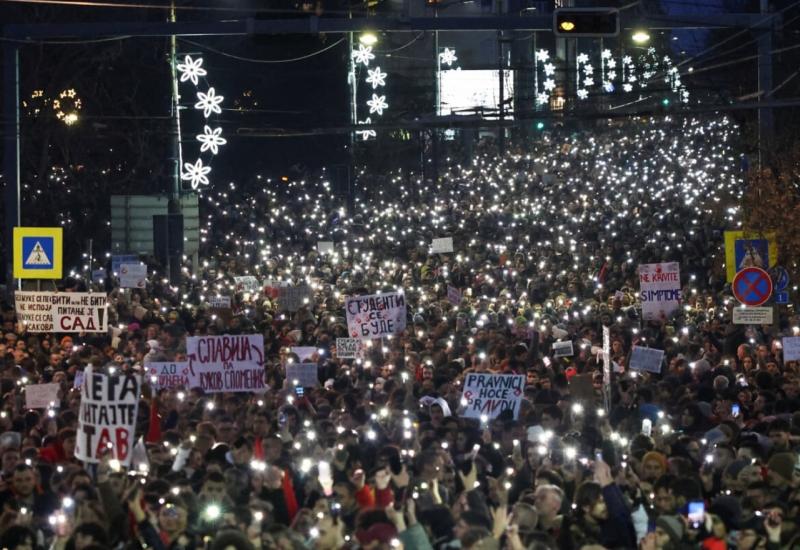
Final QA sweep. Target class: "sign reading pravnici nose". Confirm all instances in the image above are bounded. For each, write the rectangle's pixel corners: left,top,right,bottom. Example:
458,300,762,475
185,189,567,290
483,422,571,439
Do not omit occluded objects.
186,335,265,393
459,373,525,420
345,292,407,339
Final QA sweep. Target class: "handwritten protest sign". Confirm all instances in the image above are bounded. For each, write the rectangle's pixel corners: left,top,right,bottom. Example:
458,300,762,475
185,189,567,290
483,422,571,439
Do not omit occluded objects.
345,292,407,339
318,241,334,255
119,263,147,289
15,292,108,333
782,336,800,362
277,284,312,312
75,366,140,466
209,296,232,309
290,347,318,362
639,262,681,321
629,346,665,374
602,326,611,411
459,374,525,420
112,255,138,275
186,335,265,393
431,237,454,254
552,340,574,358
233,276,261,294
286,363,319,387
336,338,363,359
145,362,191,390
25,383,60,409
447,285,461,306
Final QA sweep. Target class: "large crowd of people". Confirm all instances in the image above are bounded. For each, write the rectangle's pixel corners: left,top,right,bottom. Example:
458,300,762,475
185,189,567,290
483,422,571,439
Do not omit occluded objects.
0,115,798,550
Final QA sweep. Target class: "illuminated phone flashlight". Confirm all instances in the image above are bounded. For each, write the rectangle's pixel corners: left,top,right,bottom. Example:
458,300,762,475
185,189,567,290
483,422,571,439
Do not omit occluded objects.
571,403,584,415
204,503,221,521
254,511,264,522
705,453,714,464
62,497,74,509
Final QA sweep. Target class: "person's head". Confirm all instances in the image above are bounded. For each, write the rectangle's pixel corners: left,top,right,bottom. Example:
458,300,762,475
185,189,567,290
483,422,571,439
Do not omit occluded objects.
2,447,19,474
0,525,35,550
201,471,227,502
158,497,189,536
574,481,607,523
767,418,790,450
533,484,564,520
653,475,677,515
641,451,668,481
11,465,36,498
539,405,562,432
73,522,110,550
58,428,77,458
453,511,491,543
745,481,771,510
654,515,684,549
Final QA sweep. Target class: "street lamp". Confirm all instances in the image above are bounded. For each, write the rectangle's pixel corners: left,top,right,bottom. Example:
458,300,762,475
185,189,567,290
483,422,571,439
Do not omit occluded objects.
359,33,378,46
632,30,650,44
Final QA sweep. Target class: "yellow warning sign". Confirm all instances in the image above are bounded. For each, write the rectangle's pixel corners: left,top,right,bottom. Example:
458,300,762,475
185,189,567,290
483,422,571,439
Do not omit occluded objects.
13,227,63,279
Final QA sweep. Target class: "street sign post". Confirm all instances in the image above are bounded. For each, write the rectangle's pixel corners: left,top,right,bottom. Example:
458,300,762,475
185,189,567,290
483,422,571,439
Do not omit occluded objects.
733,267,773,307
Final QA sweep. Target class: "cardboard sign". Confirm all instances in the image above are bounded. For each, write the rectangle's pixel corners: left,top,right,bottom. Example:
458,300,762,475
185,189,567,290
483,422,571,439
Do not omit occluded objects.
552,340,574,358
290,347,318,362
186,335,265,393
629,346,664,374
345,292,407,339
233,276,261,294
119,263,147,289
639,262,681,321
25,383,60,409
145,362,191,390
431,237,454,254
459,373,525,420
447,285,461,306
112,254,139,275
782,337,800,362
336,338,363,359
75,366,140,466
286,363,319,388
15,291,108,333
209,296,232,309
732,307,773,325
318,241,334,255
277,284,312,312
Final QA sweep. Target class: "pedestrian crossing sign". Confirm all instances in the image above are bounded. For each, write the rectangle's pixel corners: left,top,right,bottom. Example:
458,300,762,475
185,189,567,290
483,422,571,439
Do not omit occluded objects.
13,227,63,279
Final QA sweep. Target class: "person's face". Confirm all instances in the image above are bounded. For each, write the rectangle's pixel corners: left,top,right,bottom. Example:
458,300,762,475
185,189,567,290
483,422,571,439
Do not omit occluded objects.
12,469,35,497
252,415,268,436
2,451,19,473
430,405,444,424
526,371,538,385
768,429,789,449
643,459,664,481
62,437,76,458
201,480,227,502
654,526,671,548
654,488,676,515
535,491,561,518
422,367,433,381
588,496,608,521
743,357,754,371
540,413,558,431
217,421,236,444
453,519,470,542
158,504,188,534
737,529,761,550
263,440,282,463
746,488,768,510
232,444,252,465
540,377,551,390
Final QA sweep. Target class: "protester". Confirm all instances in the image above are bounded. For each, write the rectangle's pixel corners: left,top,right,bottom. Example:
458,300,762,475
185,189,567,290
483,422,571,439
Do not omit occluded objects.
0,116,798,550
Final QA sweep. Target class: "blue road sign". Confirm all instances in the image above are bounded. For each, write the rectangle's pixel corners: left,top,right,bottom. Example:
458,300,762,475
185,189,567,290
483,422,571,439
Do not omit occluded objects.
21,236,54,270
772,266,789,291
775,292,789,305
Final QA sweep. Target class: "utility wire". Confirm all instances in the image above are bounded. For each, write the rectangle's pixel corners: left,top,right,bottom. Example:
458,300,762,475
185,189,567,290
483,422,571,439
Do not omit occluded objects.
179,37,346,64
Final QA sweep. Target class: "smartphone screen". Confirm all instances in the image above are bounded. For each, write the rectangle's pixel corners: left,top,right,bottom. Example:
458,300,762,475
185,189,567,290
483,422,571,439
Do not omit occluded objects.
295,386,304,397
688,501,705,526
731,404,740,418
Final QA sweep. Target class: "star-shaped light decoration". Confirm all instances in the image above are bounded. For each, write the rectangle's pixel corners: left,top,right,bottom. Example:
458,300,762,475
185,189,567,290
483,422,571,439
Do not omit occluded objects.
181,158,212,189
195,87,224,118
623,83,634,92
543,63,555,76
535,49,549,62
601,49,612,59
177,55,207,86
622,55,633,65
583,77,594,87
543,79,556,92
356,118,377,141
366,67,387,89
576,53,589,64
367,94,388,115
352,45,376,66
536,93,549,105
196,125,227,155
577,89,589,100
439,47,458,67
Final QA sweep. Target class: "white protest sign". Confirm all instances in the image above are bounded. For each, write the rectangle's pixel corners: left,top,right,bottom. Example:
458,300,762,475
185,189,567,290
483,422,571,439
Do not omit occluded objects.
73,370,84,390
782,336,800,362
460,374,525,420
286,363,319,387
186,334,265,393
119,263,147,289
15,291,108,333
25,383,60,409
602,326,611,411
233,276,261,294
209,296,232,309
336,338,363,359
629,346,665,374
291,347,318,362
447,285,461,306
345,292,407,339
431,237,454,254
552,340,574,358
145,362,191,390
318,241,334,255
277,284,312,312
75,366,140,466
639,262,681,321
732,307,773,325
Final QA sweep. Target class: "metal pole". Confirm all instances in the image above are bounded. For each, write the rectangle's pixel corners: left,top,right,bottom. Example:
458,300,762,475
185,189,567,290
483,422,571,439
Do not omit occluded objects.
757,0,773,169
167,0,183,284
3,44,21,294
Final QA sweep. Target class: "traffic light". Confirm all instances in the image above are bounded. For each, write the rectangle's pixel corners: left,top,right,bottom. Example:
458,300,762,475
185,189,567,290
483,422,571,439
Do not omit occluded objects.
553,8,619,37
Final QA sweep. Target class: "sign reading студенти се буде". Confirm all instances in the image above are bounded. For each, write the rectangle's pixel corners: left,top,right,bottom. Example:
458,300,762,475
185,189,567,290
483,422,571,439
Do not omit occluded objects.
345,292,407,339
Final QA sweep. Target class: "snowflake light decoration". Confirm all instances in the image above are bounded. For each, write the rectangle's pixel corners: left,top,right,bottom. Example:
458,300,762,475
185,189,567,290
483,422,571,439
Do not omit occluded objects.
177,55,207,86
535,49,555,106
366,67,387,89
353,44,376,66
367,94,388,115
181,158,212,190
439,48,458,67
196,125,227,155
195,88,224,118
576,52,592,100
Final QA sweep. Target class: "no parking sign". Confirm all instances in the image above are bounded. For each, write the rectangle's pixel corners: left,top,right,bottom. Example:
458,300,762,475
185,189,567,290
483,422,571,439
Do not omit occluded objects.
733,267,772,307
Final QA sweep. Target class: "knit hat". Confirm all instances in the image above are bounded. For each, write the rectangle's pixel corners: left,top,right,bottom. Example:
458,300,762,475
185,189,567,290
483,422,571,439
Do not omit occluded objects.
656,515,684,544
643,451,668,472
767,452,796,483
709,495,741,531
